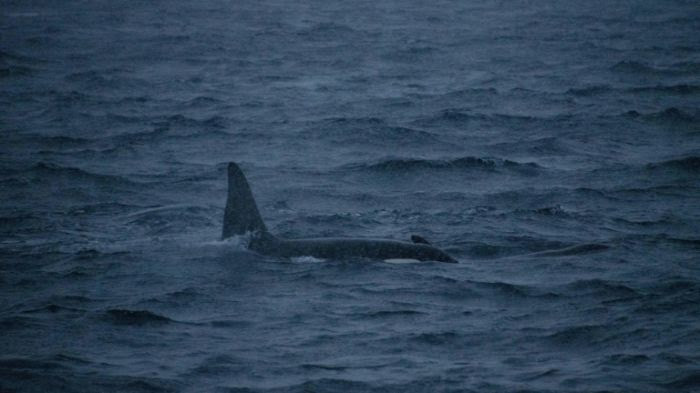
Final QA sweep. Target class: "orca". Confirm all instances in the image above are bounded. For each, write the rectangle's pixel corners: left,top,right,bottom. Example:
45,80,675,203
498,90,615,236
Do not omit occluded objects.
222,162,457,263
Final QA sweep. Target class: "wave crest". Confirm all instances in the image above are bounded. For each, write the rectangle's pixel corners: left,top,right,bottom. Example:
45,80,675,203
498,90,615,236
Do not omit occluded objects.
350,156,541,173
104,309,172,326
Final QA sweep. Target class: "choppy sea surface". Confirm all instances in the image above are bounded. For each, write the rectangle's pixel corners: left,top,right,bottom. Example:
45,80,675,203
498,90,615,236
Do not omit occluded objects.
2,1,700,392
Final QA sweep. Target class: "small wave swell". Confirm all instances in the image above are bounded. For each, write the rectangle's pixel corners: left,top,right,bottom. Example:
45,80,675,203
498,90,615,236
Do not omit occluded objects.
568,84,700,96
310,117,439,145
362,310,424,318
1,162,137,187
0,65,34,78
609,60,698,76
662,371,700,390
532,243,610,257
546,324,609,346
350,156,541,173
625,107,698,124
411,331,459,345
646,156,700,172
600,353,650,366
629,84,700,95
611,60,660,74
103,309,173,326
560,279,639,298
296,22,358,40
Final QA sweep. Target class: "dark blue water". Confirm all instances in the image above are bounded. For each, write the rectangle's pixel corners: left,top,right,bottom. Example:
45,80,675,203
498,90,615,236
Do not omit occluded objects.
2,1,700,392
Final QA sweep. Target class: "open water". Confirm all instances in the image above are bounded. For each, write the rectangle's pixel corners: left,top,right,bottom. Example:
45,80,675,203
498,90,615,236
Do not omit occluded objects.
2,1,700,392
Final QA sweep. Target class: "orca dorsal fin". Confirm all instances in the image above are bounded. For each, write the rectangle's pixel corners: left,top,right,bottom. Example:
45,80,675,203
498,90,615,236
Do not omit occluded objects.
410,235,431,245
222,162,268,239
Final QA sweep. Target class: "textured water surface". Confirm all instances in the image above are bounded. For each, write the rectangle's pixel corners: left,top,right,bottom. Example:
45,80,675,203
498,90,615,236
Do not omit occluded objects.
2,1,700,392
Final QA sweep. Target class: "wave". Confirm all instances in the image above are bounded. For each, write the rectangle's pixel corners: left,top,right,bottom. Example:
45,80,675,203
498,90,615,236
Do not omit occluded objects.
457,241,511,258
651,279,700,296
109,115,232,145
546,324,609,346
361,310,425,318
612,215,682,228
310,117,439,144
629,84,700,95
37,145,139,160
47,89,98,105
567,85,611,96
662,371,700,390
646,156,700,172
0,49,38,62
208,320,252,328
123,204,218,237
487,136,572,156
531,243,610,257
287,379,372,392
0,65,34,78
665,236,700,248
385,45,438,62
83,375,182,393
150,34,191,44
568,84,700,96
16,134,91,147
64,69,146,89
607,185,696,199
624,107,698,124
428,87,498,101
153,114,228,130
117,95,149,104
634,280,700,314
416,108,562,127
296,22,358,39
23,303,85,314
103,309,173,326
410,331,459,345
658,352,696,365
301,363,349,371
187,354,253,377
600,353,650,365
613,234,700,252
185,96,222,107
431,109,476,123
324,116,384,126
510,205,579,219
559,279,639,298
466,279,558,300
454,234,579,259
518,368,560,382
0,357,68,371
349,156,541,173
611,60,662,74
143,287,210,308
51,353,92,367
673,61,700,74
0,316,36,330
533,205,574,217
610,60,700,76
0,162,138,187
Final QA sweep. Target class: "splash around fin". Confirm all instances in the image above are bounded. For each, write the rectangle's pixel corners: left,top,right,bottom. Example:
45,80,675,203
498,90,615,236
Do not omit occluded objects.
221,162,457,263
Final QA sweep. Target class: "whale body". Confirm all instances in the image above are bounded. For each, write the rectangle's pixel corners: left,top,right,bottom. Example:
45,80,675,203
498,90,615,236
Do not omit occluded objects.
222,162,457,263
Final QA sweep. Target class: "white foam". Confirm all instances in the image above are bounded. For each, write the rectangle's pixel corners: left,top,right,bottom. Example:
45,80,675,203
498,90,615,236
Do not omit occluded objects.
384,258,421,264
201,232,253,251
291,256,326,263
